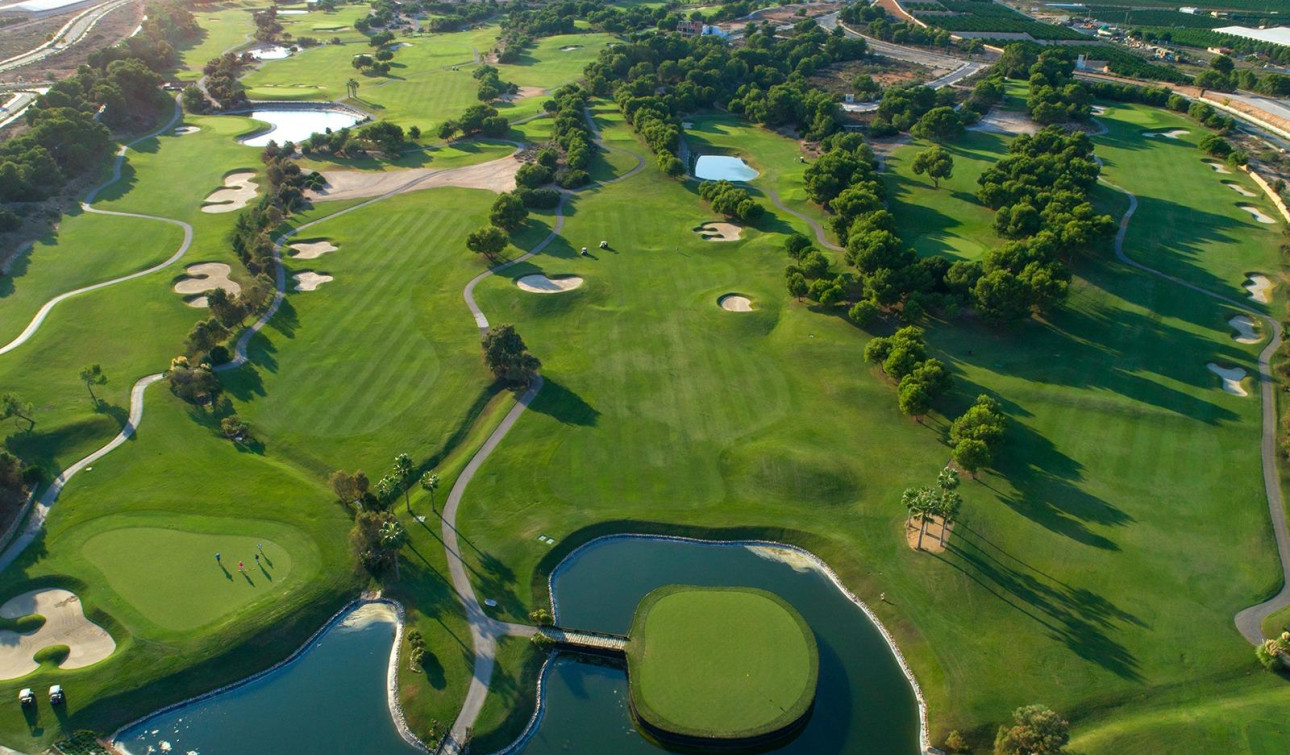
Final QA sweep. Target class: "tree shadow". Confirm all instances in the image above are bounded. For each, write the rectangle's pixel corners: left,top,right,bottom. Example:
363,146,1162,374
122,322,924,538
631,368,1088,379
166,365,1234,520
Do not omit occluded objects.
528,379,598,427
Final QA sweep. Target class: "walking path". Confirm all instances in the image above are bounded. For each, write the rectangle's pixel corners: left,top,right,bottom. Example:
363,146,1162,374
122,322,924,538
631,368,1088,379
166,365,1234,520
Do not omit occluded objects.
1100,178,1290,644
0,101,192,357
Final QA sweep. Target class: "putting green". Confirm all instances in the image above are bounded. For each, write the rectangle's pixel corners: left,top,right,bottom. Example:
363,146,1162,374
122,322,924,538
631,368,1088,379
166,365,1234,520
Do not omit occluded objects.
82,527,295,632
627,586,818,742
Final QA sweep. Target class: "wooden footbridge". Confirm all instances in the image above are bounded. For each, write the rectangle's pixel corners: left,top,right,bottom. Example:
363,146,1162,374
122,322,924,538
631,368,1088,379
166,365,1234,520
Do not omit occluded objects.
539,626,629,657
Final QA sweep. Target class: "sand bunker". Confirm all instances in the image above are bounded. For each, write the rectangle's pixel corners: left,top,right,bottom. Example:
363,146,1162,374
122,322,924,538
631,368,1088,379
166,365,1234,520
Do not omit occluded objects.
971,109,1039,136
290,240,338,259
0,589,115,680
173,126,200,135
1144,129,1188,139
201,171,258,214
308,156,521,202
1244,274,1272,303
1207,363,1248,396
1204,160,1232,174
174,262,241,308
515,274,583,293
1239,205,1276,224
696,222,742,241
718,294,753,312
292,271,333,291
501,86,545,102
560,45,582,52
1224,181,1256,197
1229,314,1260,344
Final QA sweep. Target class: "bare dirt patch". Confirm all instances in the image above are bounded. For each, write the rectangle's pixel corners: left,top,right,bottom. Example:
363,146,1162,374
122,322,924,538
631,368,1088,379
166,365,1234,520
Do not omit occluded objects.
0,589,115,680
515,274,582,293
201,171,258,214
307,155,521,202
174,263,241,308
696,221,742,241
290,240,338,259
718,294,753,312
971,109,1039,136
905,515,954,554
292,271,333,291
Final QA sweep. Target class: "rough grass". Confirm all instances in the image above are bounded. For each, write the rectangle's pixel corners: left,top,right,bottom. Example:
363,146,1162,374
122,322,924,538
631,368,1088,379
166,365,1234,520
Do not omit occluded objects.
627,586,817,740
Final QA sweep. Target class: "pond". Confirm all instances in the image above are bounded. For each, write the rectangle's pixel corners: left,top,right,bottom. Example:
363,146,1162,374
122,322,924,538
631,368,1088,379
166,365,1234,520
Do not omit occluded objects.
694,155,759,182
239,108,362,147
249,46,294,60
509,537,922,755
115,603,422,755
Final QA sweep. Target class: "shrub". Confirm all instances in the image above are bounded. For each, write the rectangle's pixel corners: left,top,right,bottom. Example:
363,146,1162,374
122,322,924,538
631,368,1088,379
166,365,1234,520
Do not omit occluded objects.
33,644,70,666
515,163,553,188
518,188,561,209
556,169,590,189
0,208,20,233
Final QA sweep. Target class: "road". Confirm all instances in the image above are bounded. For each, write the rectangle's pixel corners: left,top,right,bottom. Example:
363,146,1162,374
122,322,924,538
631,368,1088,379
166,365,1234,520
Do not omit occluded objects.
0,0,136,75
819,12,987,89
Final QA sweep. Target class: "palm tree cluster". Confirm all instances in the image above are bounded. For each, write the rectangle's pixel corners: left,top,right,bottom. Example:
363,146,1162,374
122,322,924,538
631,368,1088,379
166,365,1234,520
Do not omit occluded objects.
902,466,963,550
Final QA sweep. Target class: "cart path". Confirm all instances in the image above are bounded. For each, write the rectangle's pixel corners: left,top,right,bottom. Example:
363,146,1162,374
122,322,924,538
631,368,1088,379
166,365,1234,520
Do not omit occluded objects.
0,100,191,357
763,187,843,252
1102,178,1290,644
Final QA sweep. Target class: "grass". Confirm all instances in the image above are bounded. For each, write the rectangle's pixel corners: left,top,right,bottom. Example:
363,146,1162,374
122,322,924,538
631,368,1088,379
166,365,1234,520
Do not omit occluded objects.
627,586,817,740
0,614,45,633
32,645,69,668
456,98,1289,751
80,524,296,632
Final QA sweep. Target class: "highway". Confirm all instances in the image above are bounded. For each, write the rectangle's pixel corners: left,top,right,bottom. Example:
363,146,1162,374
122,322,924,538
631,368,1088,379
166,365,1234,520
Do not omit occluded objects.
0,0,136,75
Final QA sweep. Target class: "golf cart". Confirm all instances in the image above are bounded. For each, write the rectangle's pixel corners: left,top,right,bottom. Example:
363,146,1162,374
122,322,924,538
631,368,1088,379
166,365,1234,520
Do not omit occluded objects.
18,689,33,707
48,685,64,705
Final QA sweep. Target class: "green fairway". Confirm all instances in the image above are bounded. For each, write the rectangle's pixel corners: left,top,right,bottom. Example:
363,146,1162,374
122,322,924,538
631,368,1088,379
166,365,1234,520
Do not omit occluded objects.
82,525,296,632
627,586,817,741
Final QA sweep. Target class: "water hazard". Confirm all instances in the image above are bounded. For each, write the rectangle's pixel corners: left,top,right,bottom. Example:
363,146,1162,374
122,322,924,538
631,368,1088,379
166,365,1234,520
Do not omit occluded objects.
239,109,362,147
693,155,759,182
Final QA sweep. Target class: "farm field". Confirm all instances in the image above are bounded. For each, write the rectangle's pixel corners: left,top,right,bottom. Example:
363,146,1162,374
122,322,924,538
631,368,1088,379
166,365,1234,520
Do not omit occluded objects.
1,3,1289,755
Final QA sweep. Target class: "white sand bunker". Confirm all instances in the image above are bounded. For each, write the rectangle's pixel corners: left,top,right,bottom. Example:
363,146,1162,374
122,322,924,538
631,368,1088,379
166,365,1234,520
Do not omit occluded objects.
1204,160,1232,174
501,86,545,102
173,126,200,135
309,156,521,202
560,45,582,52
1229,314,1260,344
718,294,753,312
1144,129,1188,139
174,262,241,308
201,171,258,214
1207,363,1249,396
1224,181,1256,197
0,589,115,680
1239,205,1276,224
290,240,338,259
293,271,333,291
971,109,1039,135
515,274,583,293
696,222,742,241
1244,274,1272,303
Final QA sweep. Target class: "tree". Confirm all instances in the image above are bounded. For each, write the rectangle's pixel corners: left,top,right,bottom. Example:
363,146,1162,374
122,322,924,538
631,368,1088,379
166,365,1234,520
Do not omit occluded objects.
482,324,541,386
911,146,953,189
489,192,529,232
787,272,809,301
898,379,932,420
911,106,963,142
0,393,35,432
419,471,440,513
79,364,107,406
901,486,937,549
379,518,409,579
973,269,1032,326
330,470,358,507
393,453,413,512
375,474,399,508
466,226,508,258
994,705,1069,755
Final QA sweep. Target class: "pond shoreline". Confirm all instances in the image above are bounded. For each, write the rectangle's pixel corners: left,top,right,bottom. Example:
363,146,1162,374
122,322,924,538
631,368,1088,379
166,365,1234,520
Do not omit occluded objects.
107,596,432,755
488,533,931,755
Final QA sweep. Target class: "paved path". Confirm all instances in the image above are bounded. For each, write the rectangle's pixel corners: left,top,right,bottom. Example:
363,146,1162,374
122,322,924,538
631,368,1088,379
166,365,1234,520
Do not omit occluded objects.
0,100,191,357
763,187,842,252
1100,178,1290,644
0,373,163,574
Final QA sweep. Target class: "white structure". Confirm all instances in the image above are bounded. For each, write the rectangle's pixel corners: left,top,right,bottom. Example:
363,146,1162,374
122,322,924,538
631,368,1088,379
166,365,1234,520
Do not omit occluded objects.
0,0,101,19
1214,26,1290,47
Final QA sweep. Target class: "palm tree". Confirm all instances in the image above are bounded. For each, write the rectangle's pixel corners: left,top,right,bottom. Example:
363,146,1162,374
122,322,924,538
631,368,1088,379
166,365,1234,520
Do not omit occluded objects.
375,474,398,508
79,364,107,406
346,78,359,99
420,471,440,514
379,518,408,579
393,453,413,511
902,487,935,550
936,490,962,548
937,465,959,492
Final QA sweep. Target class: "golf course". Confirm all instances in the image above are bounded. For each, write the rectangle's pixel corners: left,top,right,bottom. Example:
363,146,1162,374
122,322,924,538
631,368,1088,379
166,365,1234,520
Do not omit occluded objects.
0,1,1288,754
